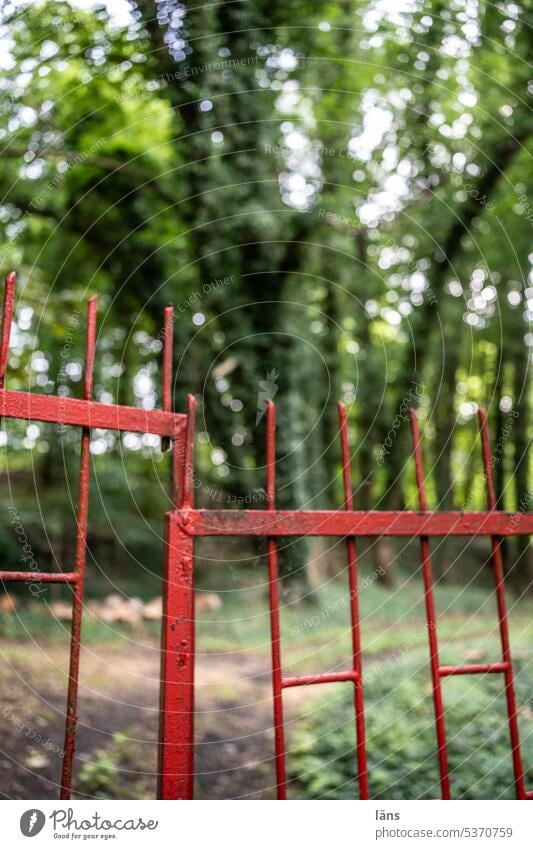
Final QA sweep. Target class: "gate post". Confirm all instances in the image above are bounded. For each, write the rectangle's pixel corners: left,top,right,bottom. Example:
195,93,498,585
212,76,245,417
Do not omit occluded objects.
158,514,195,799
158,394,196,799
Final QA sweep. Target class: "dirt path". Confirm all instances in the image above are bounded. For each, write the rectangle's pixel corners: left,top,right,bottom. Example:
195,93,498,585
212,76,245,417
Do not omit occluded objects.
0,639,309,800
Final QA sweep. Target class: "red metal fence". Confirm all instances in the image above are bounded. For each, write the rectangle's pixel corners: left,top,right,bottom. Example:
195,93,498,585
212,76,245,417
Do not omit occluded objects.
1,272,533,800
165,397,533,801
0,273,186,799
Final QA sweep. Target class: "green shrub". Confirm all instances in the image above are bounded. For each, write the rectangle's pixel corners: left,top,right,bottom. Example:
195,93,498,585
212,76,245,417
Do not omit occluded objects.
289,654,533,799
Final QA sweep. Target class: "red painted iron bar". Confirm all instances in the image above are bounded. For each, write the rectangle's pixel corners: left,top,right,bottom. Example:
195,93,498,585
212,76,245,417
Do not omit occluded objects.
266,401,288,800
0,570,78,583
439,663,509,677
161,306,173,451
159,393,197,799
0,388,183,437
175,509,533,537
83,298,97,399
162,306,173,414
282,670,359,688
158,519,195,799
409,408,451,800
60,296,97,799
478,408,526,800
337,402,369,799
0,271,15,389
180,394,196,510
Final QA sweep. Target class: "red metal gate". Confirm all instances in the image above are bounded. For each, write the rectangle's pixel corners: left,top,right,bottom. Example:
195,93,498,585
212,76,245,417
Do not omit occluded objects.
1,272,533,800
163,397,533,801
0,272,186,798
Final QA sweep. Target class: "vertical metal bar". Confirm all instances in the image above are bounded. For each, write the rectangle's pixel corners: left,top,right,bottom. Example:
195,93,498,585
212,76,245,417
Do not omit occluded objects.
409,408,451,799
159,393,196,798
337,402,369,799
162,306,173,414
478,407,525,799
0,271,16,388
181,394,196,511
158,517,195,799
172,392,195,508
161,306,173,452
266,401,287,799
60,295,97,799
172,420,183,508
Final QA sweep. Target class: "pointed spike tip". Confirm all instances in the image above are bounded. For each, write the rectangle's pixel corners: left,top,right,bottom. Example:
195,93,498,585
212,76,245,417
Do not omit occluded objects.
5,271,16,287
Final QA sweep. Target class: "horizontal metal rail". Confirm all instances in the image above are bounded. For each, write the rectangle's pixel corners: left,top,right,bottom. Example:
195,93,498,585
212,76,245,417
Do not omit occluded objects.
0,570,78,583
173,509,533,538
281,671,359,688
0,388,184,437
439,663,509,676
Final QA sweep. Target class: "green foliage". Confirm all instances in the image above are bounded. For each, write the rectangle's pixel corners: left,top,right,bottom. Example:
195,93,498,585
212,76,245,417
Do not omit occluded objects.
0,0,531,584
290,655,533,800
76,730,153,799
77,745,121,797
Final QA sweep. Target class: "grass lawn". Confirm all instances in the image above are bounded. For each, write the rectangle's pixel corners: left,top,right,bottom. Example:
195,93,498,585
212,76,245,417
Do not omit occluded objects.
1,564,532,799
